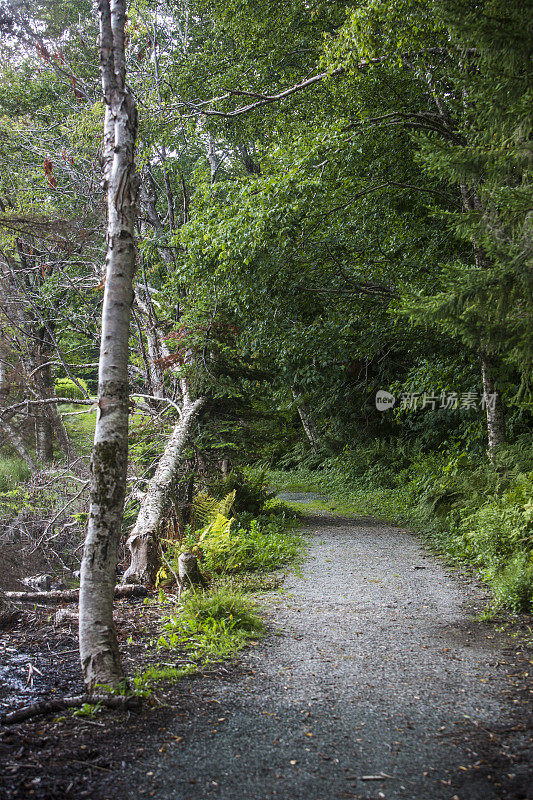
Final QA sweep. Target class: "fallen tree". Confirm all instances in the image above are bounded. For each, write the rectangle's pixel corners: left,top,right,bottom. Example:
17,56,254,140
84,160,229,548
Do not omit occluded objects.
123,397,206,586
5,585,147,604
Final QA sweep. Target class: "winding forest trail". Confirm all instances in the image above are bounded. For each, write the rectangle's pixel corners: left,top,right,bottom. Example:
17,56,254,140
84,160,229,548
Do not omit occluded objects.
122,505,531,800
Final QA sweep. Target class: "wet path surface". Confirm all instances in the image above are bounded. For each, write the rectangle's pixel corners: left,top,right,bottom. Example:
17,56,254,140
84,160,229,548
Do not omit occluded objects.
121,512,531,800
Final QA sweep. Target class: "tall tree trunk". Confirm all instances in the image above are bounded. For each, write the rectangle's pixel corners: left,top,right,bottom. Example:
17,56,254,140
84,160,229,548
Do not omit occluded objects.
460,184,507,456
134,288,166,398
123,397,205,586
0,415,36,470
32,357,70,462
480,352,506,457
79,0,138,693
291,388,320,452
35,416,53,463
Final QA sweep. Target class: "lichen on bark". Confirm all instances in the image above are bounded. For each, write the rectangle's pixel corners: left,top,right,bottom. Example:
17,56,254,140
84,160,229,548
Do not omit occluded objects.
78,0,138,693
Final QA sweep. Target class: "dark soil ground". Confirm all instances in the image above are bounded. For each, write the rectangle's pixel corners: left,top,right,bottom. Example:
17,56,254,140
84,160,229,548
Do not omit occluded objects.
0,508,532,800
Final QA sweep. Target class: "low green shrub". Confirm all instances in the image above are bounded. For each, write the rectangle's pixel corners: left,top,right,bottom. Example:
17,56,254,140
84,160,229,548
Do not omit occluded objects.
207,469,276,516
157,587,264,661
275,440,331,471
489,555,533,613
55,376,90,400
455,474,532,566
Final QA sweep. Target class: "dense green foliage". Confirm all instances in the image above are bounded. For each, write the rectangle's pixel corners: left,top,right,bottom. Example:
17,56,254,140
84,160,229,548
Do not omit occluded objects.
158,587,265,660
0,0,531,622
266,436,533,611
161,490,301,578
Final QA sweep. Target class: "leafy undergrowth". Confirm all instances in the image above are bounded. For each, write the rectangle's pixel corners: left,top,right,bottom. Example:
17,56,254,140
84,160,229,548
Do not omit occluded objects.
261,437,533,614
162,509,302,578
154,587,263,670
118,588,265,700
131,586,281,697
133,489,303,696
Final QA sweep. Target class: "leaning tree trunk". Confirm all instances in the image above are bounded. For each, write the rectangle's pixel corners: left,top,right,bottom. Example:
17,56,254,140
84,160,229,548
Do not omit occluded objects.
481,352,506,458
79,0,138,693
123,397,206,586
291,387,320,452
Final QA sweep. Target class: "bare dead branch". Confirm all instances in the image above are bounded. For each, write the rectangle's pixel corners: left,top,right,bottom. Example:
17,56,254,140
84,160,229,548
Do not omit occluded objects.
1,693,142,725
5,584,148,604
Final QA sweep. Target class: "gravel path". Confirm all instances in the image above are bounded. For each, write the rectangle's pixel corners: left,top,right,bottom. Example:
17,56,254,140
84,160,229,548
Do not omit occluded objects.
123,511,531,800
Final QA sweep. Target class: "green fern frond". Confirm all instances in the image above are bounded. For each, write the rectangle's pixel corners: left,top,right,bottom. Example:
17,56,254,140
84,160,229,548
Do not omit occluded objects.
193,490,236,528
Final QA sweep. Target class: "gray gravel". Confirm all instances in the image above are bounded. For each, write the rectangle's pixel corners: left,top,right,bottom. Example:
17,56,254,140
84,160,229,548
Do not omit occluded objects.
122,510,532,800
276,491,327,503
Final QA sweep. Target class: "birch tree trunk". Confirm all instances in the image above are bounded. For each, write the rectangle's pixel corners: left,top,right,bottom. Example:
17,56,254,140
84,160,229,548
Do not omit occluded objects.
481,352,506,457
79,0,138,692
35,416,53,463
123,396,206,586
291,387,320,452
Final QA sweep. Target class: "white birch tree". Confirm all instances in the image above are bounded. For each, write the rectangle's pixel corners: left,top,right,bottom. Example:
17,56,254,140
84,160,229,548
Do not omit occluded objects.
78,0,139,691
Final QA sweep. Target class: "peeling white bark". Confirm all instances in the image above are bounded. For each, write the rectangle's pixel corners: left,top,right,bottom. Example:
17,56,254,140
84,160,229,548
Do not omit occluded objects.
123,397,206,585
291,387,320,452
481,353,506,457
79,0,138,693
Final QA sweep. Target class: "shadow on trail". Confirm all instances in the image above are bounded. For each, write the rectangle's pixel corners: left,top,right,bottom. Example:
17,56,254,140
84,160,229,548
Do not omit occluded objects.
104,510,532,800
5,508,526,800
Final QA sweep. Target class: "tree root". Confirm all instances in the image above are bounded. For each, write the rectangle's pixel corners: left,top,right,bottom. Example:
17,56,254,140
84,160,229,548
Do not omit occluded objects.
5,584,147,604
1,693,142,725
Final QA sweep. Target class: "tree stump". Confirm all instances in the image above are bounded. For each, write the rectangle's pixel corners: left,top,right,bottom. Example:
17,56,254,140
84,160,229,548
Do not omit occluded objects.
0,591,20,629
177,553,207,597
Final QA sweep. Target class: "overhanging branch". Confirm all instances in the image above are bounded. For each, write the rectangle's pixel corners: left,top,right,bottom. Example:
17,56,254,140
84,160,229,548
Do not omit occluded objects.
180,47,455,119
